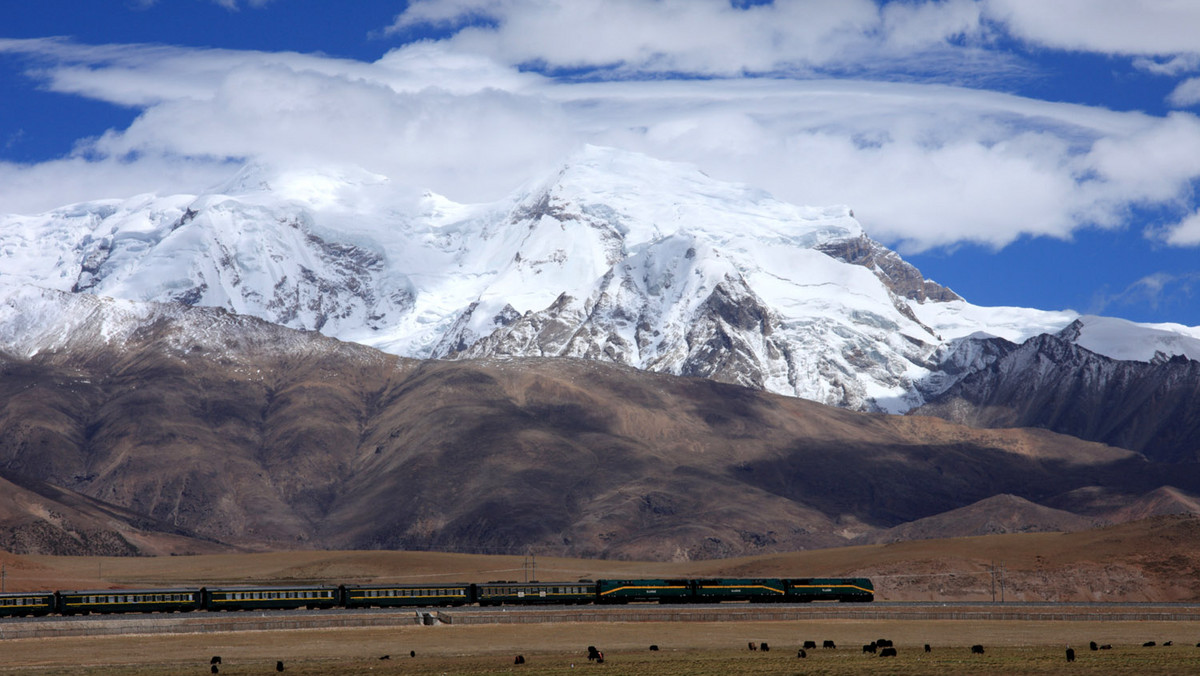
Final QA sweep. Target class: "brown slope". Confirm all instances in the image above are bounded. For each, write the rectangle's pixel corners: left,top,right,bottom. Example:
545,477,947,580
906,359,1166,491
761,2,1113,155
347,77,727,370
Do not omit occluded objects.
859,493,1101,544
0,472,231,556
1105,485,1200,522
3,309,1200,559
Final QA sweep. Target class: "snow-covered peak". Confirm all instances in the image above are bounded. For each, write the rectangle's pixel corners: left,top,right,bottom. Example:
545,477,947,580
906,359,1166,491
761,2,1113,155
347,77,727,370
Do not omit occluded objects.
1068,315,1200,362
2,145,1197,414
532,145,863,250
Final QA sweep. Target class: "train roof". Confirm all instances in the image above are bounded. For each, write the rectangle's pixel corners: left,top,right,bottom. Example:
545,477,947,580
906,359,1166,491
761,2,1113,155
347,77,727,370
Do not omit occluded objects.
201,584,340,591
56,588,202,595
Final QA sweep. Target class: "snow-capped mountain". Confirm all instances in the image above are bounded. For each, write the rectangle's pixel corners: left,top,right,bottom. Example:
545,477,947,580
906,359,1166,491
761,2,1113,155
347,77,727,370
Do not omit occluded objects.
3,146,1200,414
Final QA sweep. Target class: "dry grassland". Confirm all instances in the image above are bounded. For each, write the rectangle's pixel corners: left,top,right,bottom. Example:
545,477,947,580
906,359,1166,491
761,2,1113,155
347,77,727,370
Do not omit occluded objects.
3,531,1199,674
3,620,1200,675
9,517,1198,603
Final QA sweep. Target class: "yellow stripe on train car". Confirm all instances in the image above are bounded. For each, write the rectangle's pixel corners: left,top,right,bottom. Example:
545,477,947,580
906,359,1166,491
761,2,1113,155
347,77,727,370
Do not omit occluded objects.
598,585,688,596
698,584,785,594
790,584,874,594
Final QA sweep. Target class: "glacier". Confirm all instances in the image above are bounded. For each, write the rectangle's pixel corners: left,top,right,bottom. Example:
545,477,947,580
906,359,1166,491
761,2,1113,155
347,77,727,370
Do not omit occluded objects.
3,145,1200,413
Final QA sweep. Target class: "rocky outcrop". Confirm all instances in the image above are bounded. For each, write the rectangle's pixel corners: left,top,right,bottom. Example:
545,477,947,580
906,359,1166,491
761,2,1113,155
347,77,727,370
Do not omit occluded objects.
915,331,1200,463
816,234,961,303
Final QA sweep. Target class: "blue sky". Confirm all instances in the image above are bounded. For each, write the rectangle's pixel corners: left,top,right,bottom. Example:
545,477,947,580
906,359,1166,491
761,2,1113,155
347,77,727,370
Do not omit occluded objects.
2,0,1200,326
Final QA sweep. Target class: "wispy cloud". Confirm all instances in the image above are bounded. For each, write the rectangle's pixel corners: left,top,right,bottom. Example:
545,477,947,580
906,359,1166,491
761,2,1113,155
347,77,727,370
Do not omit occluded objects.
1091,271,1200,318
133,0,276,9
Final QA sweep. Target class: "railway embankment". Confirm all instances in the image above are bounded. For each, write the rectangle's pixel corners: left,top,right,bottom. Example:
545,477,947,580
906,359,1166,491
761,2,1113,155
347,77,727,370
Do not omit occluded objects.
4,604,1200,639
437,604,1200,625
0,609,424,640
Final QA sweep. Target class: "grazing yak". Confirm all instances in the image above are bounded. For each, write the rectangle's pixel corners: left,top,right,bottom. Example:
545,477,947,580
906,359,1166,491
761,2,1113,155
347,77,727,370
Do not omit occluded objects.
1066,648,1075,662
971,645,985,654
879,647,898,657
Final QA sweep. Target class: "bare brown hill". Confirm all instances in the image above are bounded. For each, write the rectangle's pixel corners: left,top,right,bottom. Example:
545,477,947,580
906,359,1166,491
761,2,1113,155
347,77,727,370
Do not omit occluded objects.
860,493,1102,544
3,309,1200,559
0,472,232,557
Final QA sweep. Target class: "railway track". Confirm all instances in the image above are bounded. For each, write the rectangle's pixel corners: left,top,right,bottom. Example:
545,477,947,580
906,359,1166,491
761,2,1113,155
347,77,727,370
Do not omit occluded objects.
3,602,1200,640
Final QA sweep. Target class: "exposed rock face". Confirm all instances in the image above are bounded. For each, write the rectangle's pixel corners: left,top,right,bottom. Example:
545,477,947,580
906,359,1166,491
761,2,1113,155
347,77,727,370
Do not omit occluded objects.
914,329,1200,463
816,234,961,303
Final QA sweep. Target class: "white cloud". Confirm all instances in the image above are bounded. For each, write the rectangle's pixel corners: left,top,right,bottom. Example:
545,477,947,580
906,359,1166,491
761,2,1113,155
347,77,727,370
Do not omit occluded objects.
0,156,234,215
4,6,1200,254
1161,211,1200,246
982,0,1200,56
1168,78,1200,108
387,0,1003,79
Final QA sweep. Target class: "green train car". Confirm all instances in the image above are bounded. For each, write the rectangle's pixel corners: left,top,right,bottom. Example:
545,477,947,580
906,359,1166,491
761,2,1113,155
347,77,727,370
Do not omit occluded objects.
693,578,788,602
202,585,340,611
788,577,874,602
595,579,692,604
0,592,56,617
475,581,594,606
341,583,471,608
56,589,201,615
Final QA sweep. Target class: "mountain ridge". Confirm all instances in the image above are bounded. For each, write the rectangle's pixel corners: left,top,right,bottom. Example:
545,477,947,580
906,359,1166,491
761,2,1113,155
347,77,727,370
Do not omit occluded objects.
2,290,1199,558
13,145,1191,414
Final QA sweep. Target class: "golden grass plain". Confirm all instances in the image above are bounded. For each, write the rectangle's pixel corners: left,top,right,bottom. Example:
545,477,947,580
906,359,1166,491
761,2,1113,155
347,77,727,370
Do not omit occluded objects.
3,521,1200,674
2,620,1200,675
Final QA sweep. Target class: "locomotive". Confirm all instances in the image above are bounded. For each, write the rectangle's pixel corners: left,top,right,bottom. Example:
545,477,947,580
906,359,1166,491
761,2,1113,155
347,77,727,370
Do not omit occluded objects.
0,576,873,617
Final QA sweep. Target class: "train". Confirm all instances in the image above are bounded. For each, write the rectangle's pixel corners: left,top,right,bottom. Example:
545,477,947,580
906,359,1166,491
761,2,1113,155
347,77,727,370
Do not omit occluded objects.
0,577,873,617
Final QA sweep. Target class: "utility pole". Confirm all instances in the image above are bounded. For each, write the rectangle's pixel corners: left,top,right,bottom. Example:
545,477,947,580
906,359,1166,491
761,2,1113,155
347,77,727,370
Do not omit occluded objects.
523,548,536,583
2,564,6,593
990,562,996,603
